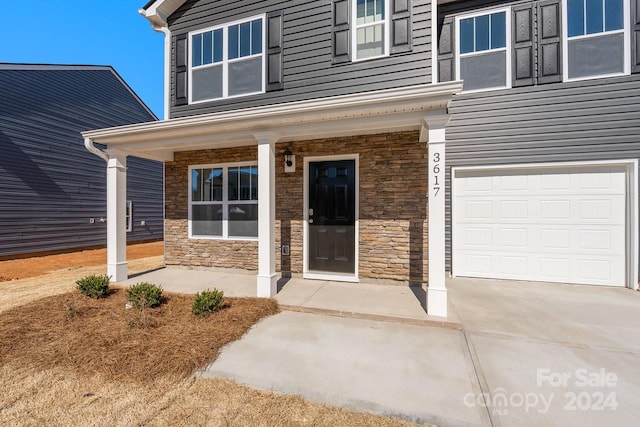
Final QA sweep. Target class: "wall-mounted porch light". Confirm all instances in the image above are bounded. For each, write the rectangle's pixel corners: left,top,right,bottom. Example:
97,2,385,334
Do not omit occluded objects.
284,148,295,173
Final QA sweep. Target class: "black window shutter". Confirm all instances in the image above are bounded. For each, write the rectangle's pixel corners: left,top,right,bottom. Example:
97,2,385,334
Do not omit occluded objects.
537,0,562,84
174,33,188,106
512,3,535,87
633,0,640,73
390,0,412,54
438,17,455,82
267,11,284,91
332,0,351,63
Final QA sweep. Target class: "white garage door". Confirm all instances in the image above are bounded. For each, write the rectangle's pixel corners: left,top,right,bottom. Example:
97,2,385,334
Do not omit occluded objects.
453,165,627,286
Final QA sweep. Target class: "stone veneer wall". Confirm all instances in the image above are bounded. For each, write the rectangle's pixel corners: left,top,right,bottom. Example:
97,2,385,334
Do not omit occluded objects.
164,130,429,284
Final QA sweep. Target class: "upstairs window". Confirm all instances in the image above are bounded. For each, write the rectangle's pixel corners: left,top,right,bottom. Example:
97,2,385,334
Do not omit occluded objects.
190,17,264,103
353,0,389,60
564,0,628,80
456,9,510,91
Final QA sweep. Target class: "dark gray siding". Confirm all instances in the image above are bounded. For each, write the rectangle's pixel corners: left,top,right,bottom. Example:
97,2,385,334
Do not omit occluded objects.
444,74,640,270
0,65,163,257
168,0,432,118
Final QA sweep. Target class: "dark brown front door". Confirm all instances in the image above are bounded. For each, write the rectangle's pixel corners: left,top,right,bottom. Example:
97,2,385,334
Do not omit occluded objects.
308,160,356,274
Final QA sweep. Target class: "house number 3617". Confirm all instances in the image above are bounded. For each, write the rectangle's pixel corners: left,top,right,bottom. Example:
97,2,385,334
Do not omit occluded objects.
432,152,441,197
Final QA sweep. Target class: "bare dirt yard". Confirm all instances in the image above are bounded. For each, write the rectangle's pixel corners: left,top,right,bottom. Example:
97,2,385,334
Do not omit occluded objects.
0,245,416,426
0,241,164,282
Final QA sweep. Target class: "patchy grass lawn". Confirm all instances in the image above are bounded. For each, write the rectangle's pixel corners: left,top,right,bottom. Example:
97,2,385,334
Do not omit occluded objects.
0,256,164,313
0,264,418,426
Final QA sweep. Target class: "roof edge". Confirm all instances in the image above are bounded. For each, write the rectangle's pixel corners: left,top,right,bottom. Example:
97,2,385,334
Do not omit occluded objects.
140,0,187,25
0,63,113,71
82,81,463,141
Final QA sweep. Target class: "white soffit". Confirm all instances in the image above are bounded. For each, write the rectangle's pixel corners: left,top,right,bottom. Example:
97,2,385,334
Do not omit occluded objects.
82,82,462,160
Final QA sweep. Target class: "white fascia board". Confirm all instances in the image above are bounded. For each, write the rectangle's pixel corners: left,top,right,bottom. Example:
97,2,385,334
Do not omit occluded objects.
82,82,462,146
141,0,186,25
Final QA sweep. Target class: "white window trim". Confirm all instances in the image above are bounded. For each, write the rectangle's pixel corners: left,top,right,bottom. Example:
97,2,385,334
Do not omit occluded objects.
188,14,266,104
455,7,512,93
562,0,631,82
126,200,132,233
188,162,259,241
351,0,391,62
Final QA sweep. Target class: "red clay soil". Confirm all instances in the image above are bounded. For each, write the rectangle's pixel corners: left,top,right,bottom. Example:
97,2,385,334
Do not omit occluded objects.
0,241,163,282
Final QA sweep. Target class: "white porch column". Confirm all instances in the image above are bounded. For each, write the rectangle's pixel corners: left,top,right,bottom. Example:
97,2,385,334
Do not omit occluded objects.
106,150,128,282
255,133,279,297
422,114,451,317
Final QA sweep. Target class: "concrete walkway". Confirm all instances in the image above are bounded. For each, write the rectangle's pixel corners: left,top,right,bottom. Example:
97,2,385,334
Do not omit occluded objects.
118,268,640,426
203,311,486,426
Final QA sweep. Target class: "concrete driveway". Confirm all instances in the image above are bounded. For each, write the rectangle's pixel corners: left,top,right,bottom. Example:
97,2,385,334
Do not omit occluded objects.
449,278,640,427
202,278,640,426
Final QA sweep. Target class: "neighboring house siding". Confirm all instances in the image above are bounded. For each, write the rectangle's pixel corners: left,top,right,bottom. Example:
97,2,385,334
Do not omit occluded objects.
167,0,432,118
0,67,163,257
444,74,640,270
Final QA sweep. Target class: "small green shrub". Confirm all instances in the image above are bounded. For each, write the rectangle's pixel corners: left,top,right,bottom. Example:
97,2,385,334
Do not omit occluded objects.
127,282,163,309
192,288,225,317
76,274,110,298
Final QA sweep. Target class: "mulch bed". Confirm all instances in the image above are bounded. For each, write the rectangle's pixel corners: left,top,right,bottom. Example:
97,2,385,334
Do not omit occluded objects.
0,289,279,382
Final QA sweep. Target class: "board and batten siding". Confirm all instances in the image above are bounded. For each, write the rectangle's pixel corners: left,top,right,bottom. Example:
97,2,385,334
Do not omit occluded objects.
444,74,640,271
167,0,432,118
0,66,163,258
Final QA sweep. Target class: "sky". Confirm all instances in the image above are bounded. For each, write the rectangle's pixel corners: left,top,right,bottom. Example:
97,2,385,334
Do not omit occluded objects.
1,0,165,118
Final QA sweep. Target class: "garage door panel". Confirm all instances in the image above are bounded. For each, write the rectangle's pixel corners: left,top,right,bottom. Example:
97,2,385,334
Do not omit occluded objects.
539,257,571,280
498,227,528,247
539,228,570,249
498,255,529,275
454,165,627,287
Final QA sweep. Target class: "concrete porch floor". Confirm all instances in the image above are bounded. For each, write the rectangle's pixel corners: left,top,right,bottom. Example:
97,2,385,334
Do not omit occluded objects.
116,267,460,328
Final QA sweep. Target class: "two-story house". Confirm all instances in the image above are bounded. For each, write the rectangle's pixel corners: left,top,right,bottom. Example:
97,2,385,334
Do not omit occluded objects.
82,0,640,318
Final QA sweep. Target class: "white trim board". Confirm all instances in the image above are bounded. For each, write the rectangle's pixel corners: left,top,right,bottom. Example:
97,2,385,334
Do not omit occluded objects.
303,154,360,282
451,159,638,290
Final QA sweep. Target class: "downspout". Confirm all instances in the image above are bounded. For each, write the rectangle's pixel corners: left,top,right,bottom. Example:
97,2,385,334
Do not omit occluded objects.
432,0,439,84
139,9,170,269
139,9,171,120
84,137,108,162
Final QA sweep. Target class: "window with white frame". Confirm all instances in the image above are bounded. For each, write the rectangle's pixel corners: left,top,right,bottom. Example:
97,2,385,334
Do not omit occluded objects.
456,9,510,91
190,164,258,239
564,0,628,80
190,16,264,103
353,0,389,60
126,201,132,232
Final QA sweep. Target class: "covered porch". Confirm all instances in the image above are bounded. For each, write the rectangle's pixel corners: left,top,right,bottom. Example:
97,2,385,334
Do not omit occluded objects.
81,82,462,317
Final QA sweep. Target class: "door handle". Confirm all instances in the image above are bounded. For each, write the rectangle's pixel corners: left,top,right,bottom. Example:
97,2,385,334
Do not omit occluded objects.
309,219,314,224
309,208,314,216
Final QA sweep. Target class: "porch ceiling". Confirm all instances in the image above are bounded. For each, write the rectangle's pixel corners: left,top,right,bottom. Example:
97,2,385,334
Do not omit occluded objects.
81,82,462,162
